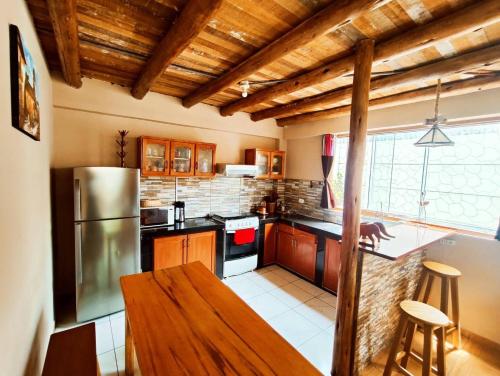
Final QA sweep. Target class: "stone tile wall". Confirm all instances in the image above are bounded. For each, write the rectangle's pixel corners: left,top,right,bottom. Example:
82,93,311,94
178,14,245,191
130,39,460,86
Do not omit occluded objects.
284,179,343,223
140,176,284,218
354,250,425,375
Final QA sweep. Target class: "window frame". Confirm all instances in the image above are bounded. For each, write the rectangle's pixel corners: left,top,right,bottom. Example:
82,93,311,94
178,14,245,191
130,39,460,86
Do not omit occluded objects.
330,121,500,236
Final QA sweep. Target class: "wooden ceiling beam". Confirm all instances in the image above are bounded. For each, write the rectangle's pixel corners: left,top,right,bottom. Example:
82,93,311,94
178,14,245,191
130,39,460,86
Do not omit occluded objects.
131,0,223,100
47,0,82,88
253,43,500,121
220,0,500,117
276,74,500,126
182,0,387,108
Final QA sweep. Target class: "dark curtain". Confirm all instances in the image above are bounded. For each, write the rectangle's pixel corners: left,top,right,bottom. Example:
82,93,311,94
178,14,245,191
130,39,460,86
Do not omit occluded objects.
320,134,335,209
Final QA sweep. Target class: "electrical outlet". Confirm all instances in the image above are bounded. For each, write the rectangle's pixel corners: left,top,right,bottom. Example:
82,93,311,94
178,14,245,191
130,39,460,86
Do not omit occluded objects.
298,198,305,204
440,239,456,246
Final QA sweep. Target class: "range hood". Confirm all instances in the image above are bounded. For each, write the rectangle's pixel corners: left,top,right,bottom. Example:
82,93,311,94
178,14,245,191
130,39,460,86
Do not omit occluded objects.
216,164,258,177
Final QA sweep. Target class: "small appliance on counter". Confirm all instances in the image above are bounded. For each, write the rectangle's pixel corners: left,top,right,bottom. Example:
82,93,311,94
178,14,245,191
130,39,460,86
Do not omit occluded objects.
174,201,185,223
140,206,174,228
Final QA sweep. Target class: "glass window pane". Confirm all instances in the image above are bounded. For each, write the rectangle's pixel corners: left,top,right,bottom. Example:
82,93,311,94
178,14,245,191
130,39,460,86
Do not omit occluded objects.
197,148,213,173
425,123,500,232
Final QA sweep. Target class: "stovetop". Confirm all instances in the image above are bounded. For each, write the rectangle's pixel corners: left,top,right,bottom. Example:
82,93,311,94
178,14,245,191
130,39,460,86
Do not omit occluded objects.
211,212,257,221
210,213,259,231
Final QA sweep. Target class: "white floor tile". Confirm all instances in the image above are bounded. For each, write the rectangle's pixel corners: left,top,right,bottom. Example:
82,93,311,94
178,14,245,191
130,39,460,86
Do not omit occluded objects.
226,278,266,301
110,315,126,348
292,279,326,297
297,331,334,375
97,349,118,376
294,298,337,329
109,310,125,320
246,292,291,320
270,267,300,282
95,321,115,355
115,346,125,376
269,283,314,308
317,292,338,307
268,310,322,348
247,272,289,292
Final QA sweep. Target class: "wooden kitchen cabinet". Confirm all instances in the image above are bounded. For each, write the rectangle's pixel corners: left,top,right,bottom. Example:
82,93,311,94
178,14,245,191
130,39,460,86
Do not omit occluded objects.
185,231,216,272
170,141,196,176
323,238,341,292
277,230,295,270
245,148,286,179
263,223,278,265
195,143,216,177
138,136,170,177
138,136,216,177
293,230,317,281
153,231,216,273
270,151,286,179
276,223,317,280
153,235,185,270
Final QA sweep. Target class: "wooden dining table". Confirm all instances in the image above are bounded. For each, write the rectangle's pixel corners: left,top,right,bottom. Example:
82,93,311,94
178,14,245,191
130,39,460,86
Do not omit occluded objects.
120,262,322,376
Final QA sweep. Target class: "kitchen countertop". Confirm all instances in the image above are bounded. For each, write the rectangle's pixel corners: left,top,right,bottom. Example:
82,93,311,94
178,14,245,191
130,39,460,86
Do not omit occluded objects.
256,213,451,261
140,217,224,236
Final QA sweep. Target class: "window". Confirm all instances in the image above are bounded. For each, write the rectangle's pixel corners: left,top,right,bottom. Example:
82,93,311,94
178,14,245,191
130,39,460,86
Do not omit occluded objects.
332,123,500,234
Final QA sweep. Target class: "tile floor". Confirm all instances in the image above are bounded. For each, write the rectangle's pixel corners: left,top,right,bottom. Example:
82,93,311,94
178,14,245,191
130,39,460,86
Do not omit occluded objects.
86,265,337,375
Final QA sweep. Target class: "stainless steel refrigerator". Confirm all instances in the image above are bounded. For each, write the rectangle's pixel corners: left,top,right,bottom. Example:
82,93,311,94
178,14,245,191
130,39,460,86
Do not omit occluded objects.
73,167,140,322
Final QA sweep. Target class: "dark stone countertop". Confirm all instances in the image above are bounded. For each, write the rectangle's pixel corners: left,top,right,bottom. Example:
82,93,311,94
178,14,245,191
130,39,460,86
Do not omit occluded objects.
256,213,452,261
140,218,224,236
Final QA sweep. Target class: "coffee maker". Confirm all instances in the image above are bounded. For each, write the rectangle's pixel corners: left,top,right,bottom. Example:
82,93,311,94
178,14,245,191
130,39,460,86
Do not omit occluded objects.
174,201,185,223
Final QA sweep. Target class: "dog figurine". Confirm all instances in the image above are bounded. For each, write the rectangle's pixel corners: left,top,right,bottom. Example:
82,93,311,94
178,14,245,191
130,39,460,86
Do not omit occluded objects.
360,222,395,246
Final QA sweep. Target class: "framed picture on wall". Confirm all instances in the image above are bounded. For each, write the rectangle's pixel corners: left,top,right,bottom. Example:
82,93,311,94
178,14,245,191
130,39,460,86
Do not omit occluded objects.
9,24,41,141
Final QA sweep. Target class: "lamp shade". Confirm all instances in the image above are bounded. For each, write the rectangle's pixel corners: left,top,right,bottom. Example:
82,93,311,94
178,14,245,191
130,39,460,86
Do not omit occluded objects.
414,124,454,147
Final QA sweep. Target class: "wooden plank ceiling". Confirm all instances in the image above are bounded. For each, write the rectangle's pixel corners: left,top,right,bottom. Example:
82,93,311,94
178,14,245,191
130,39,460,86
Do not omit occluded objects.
27,0,500,125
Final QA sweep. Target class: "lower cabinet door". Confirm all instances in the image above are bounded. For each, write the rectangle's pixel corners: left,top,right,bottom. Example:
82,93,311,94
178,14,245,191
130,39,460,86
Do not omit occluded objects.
276,230,295,270
293,233,317,281
323,238,342,292
186,231,216,273
263,223,277,265
153,235,186,270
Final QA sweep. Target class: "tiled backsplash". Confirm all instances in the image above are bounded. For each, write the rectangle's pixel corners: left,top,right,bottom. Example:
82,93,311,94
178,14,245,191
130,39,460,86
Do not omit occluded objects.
141,176,342,222
141,176,284,218
284,179,343,224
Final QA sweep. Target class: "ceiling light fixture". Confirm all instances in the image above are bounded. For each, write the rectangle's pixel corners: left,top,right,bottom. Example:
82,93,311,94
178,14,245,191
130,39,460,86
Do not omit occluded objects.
415,79,454,147
239,80,250,98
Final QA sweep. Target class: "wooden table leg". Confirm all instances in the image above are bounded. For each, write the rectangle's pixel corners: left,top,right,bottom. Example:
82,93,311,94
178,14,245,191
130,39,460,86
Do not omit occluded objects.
125,310,135,376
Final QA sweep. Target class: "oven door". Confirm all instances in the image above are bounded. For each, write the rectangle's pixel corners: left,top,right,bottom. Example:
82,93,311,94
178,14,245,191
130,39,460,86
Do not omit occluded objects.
225,228,259,261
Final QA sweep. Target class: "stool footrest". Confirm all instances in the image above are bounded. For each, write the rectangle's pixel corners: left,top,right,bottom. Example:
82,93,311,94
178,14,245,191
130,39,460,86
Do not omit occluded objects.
394,363,414,376
407,350,440,375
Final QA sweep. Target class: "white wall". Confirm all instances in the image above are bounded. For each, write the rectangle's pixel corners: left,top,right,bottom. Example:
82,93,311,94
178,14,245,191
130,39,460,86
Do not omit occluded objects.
283,87,500,140
0,4,54,375
427,234,500,344
52,78,282,168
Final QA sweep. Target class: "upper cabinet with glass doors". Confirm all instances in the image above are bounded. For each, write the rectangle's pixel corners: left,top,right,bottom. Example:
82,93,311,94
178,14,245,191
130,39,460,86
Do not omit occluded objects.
245,149,286,179
138,137,216,178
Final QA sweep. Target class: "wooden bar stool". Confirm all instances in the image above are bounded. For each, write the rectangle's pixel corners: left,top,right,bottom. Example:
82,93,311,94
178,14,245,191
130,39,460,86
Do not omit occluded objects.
413,260,462,348
384,300,449,376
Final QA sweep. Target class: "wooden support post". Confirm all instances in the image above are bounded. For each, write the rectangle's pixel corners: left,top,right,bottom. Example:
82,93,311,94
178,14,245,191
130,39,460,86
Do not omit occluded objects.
332,39,374,376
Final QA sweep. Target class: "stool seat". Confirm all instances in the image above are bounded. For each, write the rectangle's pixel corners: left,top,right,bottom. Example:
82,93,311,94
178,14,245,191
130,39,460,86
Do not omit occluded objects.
423,260,461,277
400,300,449,327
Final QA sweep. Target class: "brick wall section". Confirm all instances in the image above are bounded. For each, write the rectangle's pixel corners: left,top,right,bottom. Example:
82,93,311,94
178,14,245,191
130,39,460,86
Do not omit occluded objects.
355,251,425,375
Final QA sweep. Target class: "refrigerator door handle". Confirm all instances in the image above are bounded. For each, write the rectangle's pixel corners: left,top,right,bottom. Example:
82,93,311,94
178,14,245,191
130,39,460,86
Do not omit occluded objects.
75,223,83,285
74,178,82,221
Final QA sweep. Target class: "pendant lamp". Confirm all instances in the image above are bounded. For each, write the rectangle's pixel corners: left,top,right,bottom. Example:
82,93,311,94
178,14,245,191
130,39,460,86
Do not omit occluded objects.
415,79,454,147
